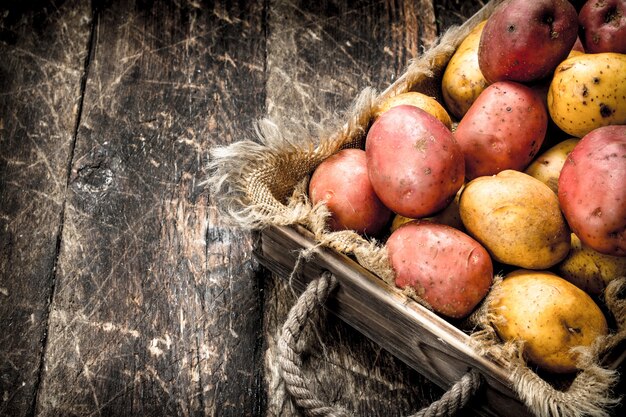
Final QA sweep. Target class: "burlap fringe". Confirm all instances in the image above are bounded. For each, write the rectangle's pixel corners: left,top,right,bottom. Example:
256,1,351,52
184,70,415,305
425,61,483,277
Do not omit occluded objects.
207,0,498,303
206,0,625,415
207,0,499,231
470,277,626,417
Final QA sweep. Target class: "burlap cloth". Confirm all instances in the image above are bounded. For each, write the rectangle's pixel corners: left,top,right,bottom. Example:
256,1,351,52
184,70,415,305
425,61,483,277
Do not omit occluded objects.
208,0,626,415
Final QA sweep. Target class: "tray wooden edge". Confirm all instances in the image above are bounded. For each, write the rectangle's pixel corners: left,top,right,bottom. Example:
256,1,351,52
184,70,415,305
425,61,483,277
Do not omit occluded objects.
255,224,536,417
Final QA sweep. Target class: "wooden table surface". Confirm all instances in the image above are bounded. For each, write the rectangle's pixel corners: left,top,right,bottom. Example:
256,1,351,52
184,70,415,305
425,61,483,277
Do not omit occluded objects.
1,1,622,417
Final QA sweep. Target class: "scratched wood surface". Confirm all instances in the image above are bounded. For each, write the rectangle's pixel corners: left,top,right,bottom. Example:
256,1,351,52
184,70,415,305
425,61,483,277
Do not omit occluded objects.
0,1,500,416
0,1,93,415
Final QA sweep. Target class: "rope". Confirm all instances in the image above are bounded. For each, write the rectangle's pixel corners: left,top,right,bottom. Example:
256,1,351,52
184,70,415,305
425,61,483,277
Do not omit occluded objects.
277,271,483,417
408,369,481,417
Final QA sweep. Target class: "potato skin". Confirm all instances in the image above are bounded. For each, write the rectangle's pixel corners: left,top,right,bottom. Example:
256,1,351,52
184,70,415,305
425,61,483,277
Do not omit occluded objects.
524,138,579,194
559,233,626,295
366,105,465,219
569,36,585,57
390,186,465,233
374,92,452,130
309,149,391,235
460,170,570,269
558,125,626,256
490,270,608,373
478,0,578,83
548,53,626,138
579,0,626,54
454,81,547,180
442,20,489,119
390,214,414,233
387,221,493,319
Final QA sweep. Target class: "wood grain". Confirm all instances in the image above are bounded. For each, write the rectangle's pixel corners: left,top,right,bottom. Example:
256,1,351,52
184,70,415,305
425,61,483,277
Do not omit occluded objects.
266,0,437,131
33,1,267,416
434,0,486,32
0,1,92,415
262,1,473,416
10,1,617,417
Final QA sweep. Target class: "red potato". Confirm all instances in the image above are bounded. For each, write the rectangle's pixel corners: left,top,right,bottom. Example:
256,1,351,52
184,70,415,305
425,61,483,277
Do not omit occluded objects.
454,81,547,180
387,221,493,319
309,149,392,236
558,125,626,256
478,0,578,83
571,36,586,55
579,0,626,54
365,105,465,219
571,0,589,11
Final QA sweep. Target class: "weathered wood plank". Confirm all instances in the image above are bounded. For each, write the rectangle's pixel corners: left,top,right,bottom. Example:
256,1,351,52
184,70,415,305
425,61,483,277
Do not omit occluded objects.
434,0,486,33
266,0,438,132
0,2,92,416
13,1,621,417
34,1,267,416
261,1,479,416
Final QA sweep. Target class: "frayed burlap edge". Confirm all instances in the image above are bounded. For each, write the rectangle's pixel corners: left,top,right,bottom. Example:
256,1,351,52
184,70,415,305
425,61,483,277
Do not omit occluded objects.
469,277,626,417
206,0,625,415
207,0,502,299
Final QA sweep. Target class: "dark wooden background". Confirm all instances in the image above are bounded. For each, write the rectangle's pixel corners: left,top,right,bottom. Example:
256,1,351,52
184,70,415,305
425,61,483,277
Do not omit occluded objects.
2,1,620,417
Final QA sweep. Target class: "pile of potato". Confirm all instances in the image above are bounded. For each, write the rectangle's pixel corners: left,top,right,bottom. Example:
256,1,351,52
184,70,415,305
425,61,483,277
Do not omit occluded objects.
308,0,626,374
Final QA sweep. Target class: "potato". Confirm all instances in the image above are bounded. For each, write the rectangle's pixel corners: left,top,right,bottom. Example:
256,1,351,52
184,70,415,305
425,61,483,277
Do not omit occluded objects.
489,270,608,373
558,125,626,256
309,149,391,235
442,20,489,119
568,36,586,58
390,214,414,233
548,53,626,138
454,81,547,180
559,233,626,295
387,221,493,319
374,92,452,130
390,185,465,233
579,0,626,54
366,105,465,219
478,0,578,83
524,138,579,194
460,170,570,269
425,186,465,231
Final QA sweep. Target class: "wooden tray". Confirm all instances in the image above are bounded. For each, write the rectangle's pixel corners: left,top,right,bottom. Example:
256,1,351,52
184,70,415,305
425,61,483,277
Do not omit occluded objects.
254,224,625,417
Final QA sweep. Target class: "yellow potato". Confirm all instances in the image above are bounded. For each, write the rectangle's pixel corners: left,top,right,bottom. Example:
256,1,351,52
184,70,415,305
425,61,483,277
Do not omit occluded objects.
426,185,464,230
490,270,608,373
548,53,626,138
390,185,464,232
559,233,626,295
374,92,452,130
390,214,414,232
459,170,570,269
524,138,579,194
567,37,585,59
442,20,489,119
567,49,584,59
